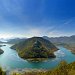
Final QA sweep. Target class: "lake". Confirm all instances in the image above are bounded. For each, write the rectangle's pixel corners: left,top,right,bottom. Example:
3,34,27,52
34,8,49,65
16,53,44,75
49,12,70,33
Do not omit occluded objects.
0,44,75,71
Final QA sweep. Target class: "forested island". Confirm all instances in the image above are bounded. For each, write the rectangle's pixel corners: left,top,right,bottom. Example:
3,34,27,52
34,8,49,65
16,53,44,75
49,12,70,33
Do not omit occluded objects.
11,37,58,61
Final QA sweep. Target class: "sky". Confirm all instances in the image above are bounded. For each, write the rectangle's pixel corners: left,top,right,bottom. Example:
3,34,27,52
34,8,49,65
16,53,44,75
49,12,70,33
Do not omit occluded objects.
0,0,75,38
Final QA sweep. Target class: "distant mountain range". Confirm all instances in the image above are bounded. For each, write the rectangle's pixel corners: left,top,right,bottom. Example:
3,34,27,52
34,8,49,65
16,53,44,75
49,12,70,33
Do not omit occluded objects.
6,35,75,45
43,35,75,54
43,35,75,44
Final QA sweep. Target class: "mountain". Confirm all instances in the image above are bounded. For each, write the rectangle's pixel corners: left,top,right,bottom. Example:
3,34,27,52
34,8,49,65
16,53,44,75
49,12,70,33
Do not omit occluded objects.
43,35,75,54
43,35,75,44
7,38,27,44
11,37,58,59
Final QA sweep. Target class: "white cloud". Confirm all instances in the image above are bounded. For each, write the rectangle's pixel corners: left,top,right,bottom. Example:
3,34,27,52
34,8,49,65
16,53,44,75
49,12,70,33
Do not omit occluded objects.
23,27,42,37
0,33,14,39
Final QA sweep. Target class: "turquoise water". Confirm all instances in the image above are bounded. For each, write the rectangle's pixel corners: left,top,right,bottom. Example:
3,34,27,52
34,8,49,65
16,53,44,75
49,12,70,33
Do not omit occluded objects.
0,44,75,70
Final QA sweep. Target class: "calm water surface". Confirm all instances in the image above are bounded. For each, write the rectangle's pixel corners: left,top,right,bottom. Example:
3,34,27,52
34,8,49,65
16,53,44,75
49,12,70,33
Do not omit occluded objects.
0,44,75,70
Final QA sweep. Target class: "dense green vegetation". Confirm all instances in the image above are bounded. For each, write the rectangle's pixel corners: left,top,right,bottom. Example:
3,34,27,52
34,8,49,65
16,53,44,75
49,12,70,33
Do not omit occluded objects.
9,61,75,75
11,37,58,59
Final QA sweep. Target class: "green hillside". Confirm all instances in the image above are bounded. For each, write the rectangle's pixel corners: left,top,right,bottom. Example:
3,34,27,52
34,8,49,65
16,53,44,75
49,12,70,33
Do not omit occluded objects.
11,37,58,59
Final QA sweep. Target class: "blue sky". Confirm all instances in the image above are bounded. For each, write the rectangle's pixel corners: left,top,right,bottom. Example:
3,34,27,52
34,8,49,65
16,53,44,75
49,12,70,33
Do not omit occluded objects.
0,0,75,38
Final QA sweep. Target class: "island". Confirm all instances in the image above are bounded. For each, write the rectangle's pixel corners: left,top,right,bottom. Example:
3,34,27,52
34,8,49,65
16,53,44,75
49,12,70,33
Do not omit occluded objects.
0,45,6,47
11,37,58,61
0,45,3,47
0,48,4,54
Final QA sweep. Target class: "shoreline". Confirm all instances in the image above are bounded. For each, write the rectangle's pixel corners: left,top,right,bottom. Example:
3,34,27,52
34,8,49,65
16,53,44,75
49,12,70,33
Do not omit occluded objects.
63,44,75,54
8,68,48,75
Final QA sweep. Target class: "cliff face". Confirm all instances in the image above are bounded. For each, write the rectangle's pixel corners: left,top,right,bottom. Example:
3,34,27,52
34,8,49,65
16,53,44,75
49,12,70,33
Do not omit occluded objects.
11,37,58,59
